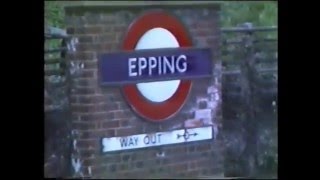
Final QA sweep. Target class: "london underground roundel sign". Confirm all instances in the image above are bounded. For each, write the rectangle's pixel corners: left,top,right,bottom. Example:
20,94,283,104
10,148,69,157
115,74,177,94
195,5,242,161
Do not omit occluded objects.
98,10,213,122
122,11,193,122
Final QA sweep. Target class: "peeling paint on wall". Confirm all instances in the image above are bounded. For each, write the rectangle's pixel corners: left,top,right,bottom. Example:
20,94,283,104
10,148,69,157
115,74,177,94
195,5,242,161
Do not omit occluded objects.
71,129,84,177
67,37,79,52
182,77,221,140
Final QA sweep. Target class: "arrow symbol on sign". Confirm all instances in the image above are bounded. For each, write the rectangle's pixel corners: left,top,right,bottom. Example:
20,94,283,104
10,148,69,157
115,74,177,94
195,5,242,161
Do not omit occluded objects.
190,132,198,136
176,130,199,140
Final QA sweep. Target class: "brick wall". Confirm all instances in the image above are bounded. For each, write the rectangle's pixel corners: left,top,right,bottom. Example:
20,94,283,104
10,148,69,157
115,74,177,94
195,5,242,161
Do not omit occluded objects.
65,3,222,178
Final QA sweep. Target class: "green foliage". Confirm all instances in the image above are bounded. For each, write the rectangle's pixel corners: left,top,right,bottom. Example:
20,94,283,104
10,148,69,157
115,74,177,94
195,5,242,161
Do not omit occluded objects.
220,2,278,44
221,2,277,27
44,2,277,28
45,1,65,63
45,1,65,28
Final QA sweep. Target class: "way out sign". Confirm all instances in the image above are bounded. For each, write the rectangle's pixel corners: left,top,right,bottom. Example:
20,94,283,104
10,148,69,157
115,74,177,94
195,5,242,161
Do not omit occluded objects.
102,126,213,152
98,10,213,122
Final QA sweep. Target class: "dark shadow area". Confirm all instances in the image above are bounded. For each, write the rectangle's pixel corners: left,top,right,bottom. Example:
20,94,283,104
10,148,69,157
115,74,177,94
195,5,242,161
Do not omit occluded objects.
222,24,277,178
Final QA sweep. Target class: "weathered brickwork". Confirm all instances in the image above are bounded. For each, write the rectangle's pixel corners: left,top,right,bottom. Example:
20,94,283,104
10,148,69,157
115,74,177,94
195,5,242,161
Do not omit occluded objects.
65,4,222,178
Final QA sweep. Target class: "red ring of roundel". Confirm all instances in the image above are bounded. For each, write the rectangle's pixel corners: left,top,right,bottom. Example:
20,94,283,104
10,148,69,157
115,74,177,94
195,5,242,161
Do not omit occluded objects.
121,10,192,122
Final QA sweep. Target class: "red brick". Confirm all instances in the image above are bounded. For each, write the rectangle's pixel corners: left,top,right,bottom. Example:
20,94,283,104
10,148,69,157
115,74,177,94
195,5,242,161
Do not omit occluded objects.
101,17,117,25
80,129,115,139
75,43,86,52
171,163,188,172
102,120,120,129
78,166,90,177
72,104,92,112
71,113,81,121
120,119,130,127
99,43,115,52
113,25,126,32
78,96,92,104
79,148,97,157
116,128,136,136
116,33,122,42
77,139,98,149
106,112,116,120
101,43,114,51
92,103,113,112
74,52,96,60
135,161,144,168
188,145,196,153
96,103,119,112
195,29,212,37
74,121,96,130
91,165,107,175
78,35,96,43
80,112,109,121
121,153,132,162
196,143,211,151
90,103,106,113
192,21,215,29
98,33,117,43
99,129,117,137
166,155,189,164
206,36,219,47
76,87,96,95
78,95,105,104
125,170,146,178
103,154,122,164
79,131,91,139
114,110,131,119
106,129,116,137
79,129,109,140
132,150,151,160
103,26,114,32
177,172,187,177
130,151,149,161
82,157,96,166
106,93,123,102
75,26,104,34
170,146,187,154
78,78,96,87
186,170,199,177
121,172,130,178
108,164,118,173
118,163,130,171
196,159,211,168
188,161,197,170
104,103,119,111
116,102,129,109
76,43,102,52
201,168,210,176
80,43,115,52
82,69,96,78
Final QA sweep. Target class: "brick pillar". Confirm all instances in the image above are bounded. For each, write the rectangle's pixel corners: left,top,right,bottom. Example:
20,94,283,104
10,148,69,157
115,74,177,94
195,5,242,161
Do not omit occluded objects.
65,2,222,178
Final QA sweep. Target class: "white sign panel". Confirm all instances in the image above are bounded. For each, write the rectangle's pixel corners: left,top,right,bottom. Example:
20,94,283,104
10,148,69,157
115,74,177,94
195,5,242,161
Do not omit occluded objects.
102,126,213,153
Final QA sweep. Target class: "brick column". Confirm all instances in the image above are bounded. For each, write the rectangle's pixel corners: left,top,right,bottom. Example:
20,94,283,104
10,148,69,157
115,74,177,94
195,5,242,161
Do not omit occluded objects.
65,2,222,178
